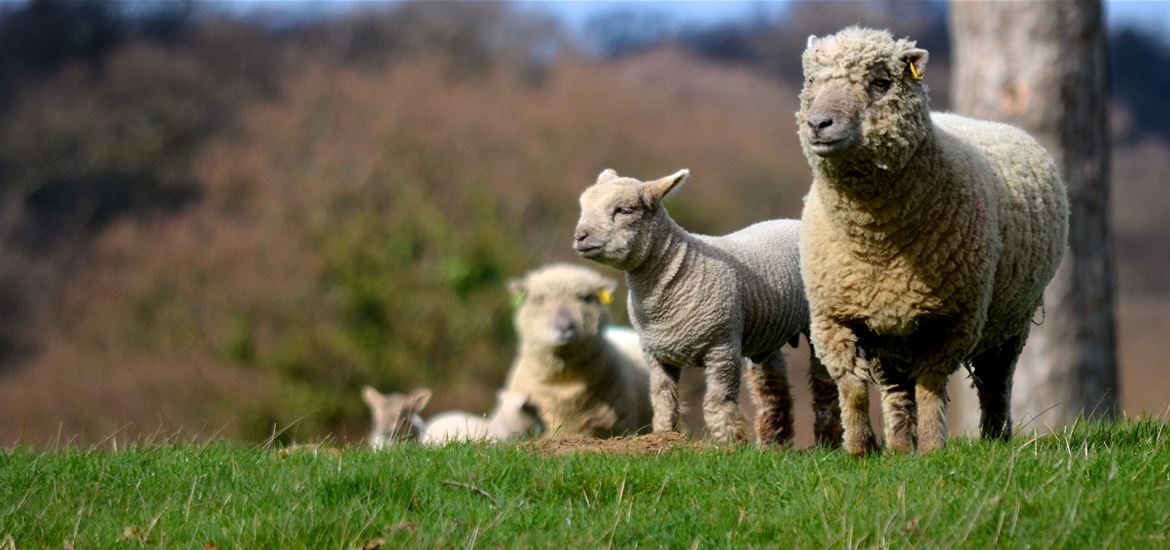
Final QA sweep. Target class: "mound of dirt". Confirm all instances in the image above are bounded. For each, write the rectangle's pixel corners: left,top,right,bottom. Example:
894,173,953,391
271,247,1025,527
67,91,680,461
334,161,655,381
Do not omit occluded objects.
523,431,710,456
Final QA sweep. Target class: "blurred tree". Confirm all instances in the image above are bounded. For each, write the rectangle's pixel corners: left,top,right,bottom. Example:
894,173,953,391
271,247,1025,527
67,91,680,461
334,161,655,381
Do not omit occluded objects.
951,0,1118,430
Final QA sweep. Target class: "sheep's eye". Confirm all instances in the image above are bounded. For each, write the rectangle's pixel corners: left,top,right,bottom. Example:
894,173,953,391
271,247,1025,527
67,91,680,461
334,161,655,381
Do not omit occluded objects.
529,295,545,305
613,206,636,217
581,293,599,304
871,78,893,93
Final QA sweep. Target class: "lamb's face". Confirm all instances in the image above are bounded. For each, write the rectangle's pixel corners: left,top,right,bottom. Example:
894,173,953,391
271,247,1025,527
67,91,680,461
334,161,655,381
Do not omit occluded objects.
797,27,930,165
362,386,431,447
574,169,688,271
509,264,617,354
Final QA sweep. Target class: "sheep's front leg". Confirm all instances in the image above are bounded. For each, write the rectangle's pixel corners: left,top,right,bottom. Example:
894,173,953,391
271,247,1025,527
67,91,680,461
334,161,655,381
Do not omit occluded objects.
745,351,795,446
915,372,949,452
702,347,748,444
812,318,878,456
807,350,842,448
647,356,682,433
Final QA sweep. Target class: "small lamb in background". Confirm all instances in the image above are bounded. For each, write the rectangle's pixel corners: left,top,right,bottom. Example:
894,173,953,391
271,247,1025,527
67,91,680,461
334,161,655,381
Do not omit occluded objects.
574,168,841,446
361,386,432,449
504,263,653,437
422,390,544,444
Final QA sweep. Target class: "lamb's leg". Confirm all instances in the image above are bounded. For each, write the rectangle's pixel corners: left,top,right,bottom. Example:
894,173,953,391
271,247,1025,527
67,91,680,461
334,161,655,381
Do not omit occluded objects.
702,347,748,444
813,319,878,456
875,361,917,453
745,352,795,446
807,351,842,448
971,333,1026,441
648,357,682,433
915,371,949,452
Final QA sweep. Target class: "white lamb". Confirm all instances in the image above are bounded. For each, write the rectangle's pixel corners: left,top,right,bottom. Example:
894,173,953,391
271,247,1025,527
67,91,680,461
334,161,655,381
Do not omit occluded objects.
574,168,842,446
503,263,653,438
422,390,544,444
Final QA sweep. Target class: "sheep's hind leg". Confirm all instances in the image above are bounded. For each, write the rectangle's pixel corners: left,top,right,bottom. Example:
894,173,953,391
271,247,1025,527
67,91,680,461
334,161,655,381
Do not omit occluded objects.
702,348,748,444
875,362,918,453
648,358,682,433
808,351,843,448
971,333,1026,441
745,351,795,446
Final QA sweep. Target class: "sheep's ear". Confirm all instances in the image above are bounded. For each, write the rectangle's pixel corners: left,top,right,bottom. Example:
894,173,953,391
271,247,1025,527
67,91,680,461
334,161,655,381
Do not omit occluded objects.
362,386,383,407
507,277,527,307
407,388,432,411
902,48,929,80
595,277,618,305
642,168,689,205
497,390,526,409
597,168,619,183
806,34,819,50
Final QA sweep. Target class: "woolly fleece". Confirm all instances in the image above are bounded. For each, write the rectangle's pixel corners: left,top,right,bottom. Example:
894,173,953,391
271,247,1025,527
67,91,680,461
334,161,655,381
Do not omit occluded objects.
797,27,1069,454
503,263,652,437
575,169,841,445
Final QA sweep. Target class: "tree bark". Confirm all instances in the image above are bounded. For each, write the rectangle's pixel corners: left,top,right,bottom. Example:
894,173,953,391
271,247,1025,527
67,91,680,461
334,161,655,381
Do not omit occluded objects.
949,0,1118,432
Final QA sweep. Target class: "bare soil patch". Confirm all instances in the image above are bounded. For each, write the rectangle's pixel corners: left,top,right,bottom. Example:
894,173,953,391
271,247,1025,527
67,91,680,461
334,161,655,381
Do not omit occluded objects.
523,431,711,456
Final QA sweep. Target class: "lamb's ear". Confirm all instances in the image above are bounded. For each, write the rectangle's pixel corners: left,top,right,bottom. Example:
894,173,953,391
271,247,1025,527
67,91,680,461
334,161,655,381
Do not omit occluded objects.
497,390,526,410
597,168,619,183
806,34,819,50
361,386,383,407
902,48,929,80
407,388,433,411
642,168,689,205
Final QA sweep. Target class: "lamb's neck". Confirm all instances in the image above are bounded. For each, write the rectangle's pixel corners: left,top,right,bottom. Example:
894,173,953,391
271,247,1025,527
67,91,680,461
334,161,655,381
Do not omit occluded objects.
523,341,607,381
816,136,949,259
626,219,695,309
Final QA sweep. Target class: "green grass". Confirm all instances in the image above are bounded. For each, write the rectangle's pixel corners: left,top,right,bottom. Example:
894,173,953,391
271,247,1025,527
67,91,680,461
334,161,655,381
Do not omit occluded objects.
2,420,1169,548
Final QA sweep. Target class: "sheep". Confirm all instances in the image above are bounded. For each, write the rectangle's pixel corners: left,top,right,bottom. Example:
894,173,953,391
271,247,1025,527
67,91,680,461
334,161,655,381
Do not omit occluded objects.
796,27,1069,455
421,390,544,444
573,168,842,446
361,386,432,449
503,263,654,438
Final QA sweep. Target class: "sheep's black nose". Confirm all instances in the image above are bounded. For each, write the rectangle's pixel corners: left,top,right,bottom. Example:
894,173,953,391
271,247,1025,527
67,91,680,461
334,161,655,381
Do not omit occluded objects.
808,115,834,130
574,230,589,243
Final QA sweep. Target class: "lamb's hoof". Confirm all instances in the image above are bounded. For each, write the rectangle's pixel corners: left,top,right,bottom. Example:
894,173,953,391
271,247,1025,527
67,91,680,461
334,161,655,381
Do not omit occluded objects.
844,433,881,457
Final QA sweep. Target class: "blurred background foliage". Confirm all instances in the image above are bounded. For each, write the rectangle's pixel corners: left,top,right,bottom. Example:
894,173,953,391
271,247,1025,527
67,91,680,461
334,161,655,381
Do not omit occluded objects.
0,0,1167,444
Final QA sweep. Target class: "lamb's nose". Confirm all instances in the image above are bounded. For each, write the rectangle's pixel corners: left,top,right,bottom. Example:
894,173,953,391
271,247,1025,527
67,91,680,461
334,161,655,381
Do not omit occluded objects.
574,229,589,243
807,115,834,131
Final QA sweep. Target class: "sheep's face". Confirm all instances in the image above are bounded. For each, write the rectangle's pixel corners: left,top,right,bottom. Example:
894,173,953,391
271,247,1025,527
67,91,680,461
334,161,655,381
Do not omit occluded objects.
574,169,688,271
491,390,545,437
797,27,930,170
362,386,431,448
509,264,617,355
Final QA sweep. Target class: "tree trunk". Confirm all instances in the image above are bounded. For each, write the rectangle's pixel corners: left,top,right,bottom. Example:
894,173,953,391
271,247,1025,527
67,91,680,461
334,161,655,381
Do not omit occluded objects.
949,0,1118,432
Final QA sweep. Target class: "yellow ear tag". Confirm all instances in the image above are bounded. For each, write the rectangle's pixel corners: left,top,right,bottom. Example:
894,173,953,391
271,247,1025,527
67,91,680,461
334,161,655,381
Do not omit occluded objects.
598,289,613,305
908,62,924,81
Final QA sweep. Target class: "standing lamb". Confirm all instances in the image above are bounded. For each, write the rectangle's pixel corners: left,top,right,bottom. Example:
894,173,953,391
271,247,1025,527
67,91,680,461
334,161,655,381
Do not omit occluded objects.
422,390,545,444
796,27,1068,455
574,168,842,446
503,263,653,437
361,386,432,449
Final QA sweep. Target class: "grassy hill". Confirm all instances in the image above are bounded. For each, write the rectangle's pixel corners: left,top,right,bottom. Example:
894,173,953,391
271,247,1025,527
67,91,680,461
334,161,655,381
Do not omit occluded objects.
3,420,1167,547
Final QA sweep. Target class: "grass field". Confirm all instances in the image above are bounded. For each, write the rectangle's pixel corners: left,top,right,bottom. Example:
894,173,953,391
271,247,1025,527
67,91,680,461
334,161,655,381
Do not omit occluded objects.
2,420,1168,548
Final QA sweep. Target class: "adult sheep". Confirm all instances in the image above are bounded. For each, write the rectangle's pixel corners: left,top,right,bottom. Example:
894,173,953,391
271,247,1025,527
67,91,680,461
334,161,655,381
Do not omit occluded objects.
503,263,652,437
797,27,1068,455
574,169,842,446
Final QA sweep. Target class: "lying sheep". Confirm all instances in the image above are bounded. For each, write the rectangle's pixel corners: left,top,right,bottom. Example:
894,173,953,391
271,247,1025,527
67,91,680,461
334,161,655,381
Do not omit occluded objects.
361,386,432,449
422,390,544,444
503,263,653,437
797,27,1068,454
574,169,842,446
